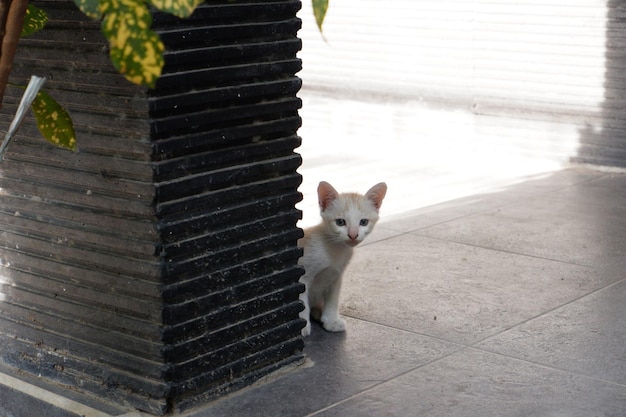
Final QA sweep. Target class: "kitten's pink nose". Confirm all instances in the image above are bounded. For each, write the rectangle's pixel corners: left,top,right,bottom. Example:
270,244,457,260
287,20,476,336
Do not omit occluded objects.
348,232,359,241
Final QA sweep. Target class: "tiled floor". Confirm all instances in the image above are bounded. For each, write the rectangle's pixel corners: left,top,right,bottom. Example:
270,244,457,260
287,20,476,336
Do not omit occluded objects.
191,167,626,417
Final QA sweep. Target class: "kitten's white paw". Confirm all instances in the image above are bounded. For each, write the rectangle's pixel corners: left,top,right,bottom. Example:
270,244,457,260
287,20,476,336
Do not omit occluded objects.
322,316,346,333
301,322,312,337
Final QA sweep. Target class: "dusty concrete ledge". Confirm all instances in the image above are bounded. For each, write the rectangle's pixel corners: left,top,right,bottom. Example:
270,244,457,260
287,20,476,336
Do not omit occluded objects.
0,365,149,417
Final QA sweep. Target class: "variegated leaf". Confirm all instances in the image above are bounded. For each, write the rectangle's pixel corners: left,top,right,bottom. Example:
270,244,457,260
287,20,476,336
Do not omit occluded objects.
101,5,165,87
31,91,77,151
149,0,204,18
73,0,102,19
22,5,48,36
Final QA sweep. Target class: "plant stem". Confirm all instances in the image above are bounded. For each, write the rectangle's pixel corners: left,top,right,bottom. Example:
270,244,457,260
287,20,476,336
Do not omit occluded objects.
0,0,28,112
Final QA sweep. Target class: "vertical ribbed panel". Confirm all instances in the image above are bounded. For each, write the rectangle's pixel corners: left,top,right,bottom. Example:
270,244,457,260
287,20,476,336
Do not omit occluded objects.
0,0,305,414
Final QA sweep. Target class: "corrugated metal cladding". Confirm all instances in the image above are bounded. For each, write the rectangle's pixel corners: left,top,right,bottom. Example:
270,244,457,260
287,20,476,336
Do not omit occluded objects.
0,0,305,414
297,0,626,167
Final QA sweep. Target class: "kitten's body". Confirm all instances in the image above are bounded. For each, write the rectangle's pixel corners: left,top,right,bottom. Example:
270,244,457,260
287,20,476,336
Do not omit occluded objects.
298,181,387,336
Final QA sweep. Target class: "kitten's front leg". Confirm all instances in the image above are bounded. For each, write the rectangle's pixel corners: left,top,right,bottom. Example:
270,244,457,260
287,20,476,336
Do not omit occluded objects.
320,276,346,332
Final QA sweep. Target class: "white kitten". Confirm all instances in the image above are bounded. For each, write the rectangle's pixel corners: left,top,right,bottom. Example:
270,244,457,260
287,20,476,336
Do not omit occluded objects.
298,181,387,336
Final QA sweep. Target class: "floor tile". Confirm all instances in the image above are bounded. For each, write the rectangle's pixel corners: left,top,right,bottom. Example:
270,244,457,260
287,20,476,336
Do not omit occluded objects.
414,175,626,271
477,279,626,385
341,233,613,345
313,348,626,417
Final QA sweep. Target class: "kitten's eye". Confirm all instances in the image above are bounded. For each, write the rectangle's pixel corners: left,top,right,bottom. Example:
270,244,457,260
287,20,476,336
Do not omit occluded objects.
335,219,346,227
360,219,369,226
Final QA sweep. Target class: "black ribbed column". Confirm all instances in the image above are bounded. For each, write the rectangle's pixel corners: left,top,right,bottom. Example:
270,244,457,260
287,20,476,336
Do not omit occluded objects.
0,0,305,414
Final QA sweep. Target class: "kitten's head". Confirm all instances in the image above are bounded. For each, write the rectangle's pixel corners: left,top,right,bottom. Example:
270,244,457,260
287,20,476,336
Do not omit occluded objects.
317,181,387,247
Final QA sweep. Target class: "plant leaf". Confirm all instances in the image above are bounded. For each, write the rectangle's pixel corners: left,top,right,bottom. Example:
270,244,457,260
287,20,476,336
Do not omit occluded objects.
22,5,49,36
149,0,204,18
31,90,77,151
73,0,102,19
312,0,328,32
101,4,165,87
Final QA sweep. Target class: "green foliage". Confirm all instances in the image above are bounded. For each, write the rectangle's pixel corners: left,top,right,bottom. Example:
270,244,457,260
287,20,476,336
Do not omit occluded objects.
312,0,328,32
31,90,77,151
100,0,164,87
21,5,48,36
74,0,204,88
18,6,77,151
72,0,102,19
14,0,326,151
149,0,205,18
17,0,208,151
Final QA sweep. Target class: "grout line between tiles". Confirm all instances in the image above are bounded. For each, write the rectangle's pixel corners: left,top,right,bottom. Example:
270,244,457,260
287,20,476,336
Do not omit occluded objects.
469,277,626,350
467,345,626,390
341,314,468,348
303,345,468,417
406,232,597,269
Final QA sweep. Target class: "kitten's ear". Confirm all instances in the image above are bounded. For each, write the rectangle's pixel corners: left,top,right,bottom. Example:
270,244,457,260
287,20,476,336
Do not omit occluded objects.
366,182,387,211
318,181,339,211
